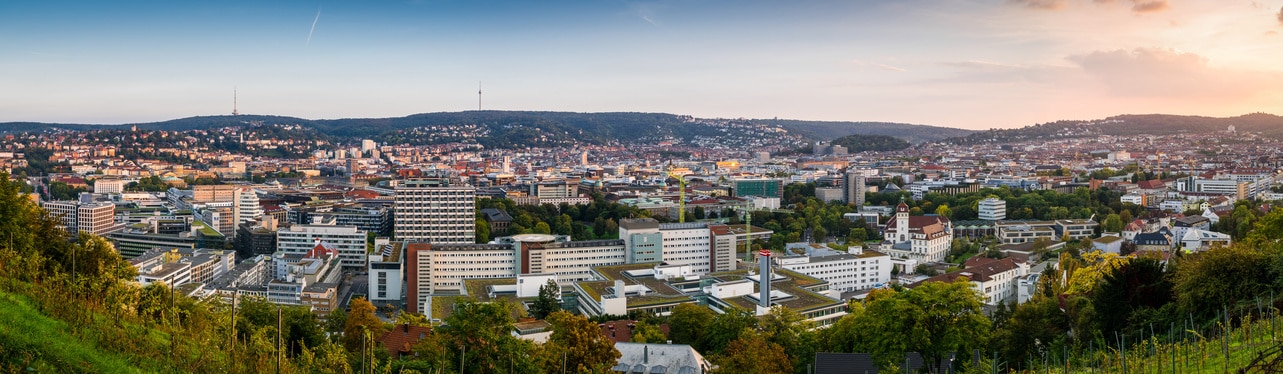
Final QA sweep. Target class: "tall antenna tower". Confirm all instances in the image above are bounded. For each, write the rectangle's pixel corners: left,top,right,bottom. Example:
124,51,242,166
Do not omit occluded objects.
232,87,239,116
477,81,482,111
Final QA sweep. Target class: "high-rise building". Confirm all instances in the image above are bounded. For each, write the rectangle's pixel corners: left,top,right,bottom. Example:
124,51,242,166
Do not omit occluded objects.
845,171,866,207
233,187,262,227
42,200,120,237
361,139,377,154
979,198,1006,221
394,178,475,244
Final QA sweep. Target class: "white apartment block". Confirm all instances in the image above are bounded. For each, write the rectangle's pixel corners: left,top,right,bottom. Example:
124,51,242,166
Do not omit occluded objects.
978,198,1006,221
277,224,369,269
394,178,475,244
777,245,891,293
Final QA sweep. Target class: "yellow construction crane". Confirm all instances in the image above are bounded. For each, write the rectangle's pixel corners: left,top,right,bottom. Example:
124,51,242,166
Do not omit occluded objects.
667,167,688,223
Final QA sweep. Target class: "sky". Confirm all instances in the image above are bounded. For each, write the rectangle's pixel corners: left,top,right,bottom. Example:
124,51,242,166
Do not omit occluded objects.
1,0,1281,130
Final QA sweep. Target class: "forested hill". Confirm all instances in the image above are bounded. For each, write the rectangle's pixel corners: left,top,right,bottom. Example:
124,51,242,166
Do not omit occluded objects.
0,111,969,148
830,134,911,152
760,119,973,144
945,113,1283,144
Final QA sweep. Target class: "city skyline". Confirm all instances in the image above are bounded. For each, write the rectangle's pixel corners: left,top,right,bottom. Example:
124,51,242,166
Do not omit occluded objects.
2,0,1281,129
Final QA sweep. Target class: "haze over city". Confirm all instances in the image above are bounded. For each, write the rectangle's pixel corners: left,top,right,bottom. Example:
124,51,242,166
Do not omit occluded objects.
2,0,1282,128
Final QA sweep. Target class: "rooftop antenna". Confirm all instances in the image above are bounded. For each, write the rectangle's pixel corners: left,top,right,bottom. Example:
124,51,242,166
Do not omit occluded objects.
477,81,482,111
233,87,239,116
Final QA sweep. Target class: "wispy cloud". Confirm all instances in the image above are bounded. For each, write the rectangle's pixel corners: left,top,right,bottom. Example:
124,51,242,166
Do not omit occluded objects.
1011,0,1169,13
1067,47,1281,98
626,1,665,28
1130,1,1169,13
307,7,322,46
852,60,907,72
1011,0,1066,10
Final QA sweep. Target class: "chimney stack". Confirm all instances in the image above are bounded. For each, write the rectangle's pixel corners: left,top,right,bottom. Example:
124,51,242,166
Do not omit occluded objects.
759,249,772,309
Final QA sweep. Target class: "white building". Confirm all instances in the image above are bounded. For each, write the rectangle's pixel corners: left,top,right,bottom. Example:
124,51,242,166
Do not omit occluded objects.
42,200,120,237
233,187,263,227
394,178,475,244
94,179,128,194
777,245,891,293
368,241,405,303
277,224,369,269
978,198,1006,221
618,219,761,274
882,202,952,262
919,257,1029,305
403,236,629,314
1179,229,1231,252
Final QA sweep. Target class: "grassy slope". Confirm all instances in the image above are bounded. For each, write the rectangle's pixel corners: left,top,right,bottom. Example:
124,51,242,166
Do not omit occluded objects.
0,291,141,373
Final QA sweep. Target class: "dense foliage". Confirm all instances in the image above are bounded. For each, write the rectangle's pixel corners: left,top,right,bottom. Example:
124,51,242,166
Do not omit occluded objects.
829,134,911,152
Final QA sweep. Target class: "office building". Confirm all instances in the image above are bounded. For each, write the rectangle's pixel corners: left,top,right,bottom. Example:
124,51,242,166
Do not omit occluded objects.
394,178,475,244
731,179,783,199
978,198,1006,221
277,224,369,269
42,200,120,237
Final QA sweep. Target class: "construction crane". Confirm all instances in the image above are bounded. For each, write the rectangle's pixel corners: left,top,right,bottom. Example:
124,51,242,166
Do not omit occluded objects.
666,167,688,223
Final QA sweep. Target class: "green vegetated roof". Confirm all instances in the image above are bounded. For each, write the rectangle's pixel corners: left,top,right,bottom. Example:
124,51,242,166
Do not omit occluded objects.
191,221,223,237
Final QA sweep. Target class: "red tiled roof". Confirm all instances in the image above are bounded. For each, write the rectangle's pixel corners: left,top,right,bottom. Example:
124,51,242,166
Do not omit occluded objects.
377,324,433,358
1137,180,1165,190
599,320,670,344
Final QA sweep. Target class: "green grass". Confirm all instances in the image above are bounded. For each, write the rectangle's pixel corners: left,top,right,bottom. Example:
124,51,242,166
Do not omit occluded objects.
0,291,142,373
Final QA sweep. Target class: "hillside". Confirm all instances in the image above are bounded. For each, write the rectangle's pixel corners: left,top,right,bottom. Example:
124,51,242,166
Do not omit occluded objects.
829,134,911,152
946,113,1283,144
760,119,973,144
0,111,969,148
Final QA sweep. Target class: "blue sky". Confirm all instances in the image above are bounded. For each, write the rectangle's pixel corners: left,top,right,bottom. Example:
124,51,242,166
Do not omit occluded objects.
2,0,1281,129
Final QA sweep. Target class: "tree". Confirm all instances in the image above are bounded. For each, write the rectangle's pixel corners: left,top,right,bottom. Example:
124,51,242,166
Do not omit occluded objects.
821,281,991,371
544,311,621,373
441,299,540,373
1090,257,1172,335
702,309,758,355
1102,214,1123,233
693,206,706,220
668,303,714,348
631,321,667,343
344,297,386,352
475,219,490,243
534,222,552,235
711,330,793,374
761,307,818,374
1172,244,1277,319
529,279,562,319
395,311,432,327
935,204,952,219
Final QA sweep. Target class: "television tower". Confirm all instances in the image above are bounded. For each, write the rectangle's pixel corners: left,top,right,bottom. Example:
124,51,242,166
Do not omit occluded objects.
232,87,239,116
477,81,482,111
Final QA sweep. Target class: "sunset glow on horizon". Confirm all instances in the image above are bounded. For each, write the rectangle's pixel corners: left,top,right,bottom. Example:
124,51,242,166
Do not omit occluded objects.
2,0,1281,129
